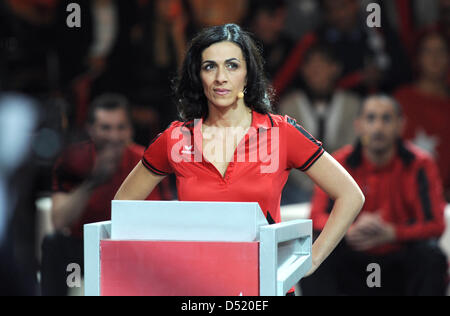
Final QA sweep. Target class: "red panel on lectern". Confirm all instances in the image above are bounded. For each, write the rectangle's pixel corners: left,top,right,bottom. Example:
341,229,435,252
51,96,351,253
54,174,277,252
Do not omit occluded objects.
100,240,259,296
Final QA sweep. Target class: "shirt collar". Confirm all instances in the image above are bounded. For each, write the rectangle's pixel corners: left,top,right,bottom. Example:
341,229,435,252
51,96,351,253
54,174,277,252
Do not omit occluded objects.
252,110,273,131
361,149,399,173
182,110,273,132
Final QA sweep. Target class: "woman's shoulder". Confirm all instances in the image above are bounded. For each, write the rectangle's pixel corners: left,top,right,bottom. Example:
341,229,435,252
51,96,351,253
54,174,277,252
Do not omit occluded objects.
158,120,193,134
267,113,320,143
268,112,305,129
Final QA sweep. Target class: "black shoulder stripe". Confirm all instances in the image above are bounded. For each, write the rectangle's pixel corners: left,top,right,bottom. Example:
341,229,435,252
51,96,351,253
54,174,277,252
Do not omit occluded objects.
397,139,416,166
417,168,433,222
286,116,322,147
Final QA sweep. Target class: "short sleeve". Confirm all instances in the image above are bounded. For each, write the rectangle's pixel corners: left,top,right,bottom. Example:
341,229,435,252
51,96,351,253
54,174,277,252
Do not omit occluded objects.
285,116,325,171
142,127,173,176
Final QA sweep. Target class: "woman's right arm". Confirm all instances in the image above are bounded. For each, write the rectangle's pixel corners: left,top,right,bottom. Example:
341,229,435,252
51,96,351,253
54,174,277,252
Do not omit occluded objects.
114,161,167,200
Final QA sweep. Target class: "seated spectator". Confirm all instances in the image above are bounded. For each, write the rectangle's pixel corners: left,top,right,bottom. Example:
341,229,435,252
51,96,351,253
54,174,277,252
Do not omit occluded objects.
279,45,360,203
243,0,294,80
273,0,411,98
394,30,450,202
301,95,447,296
41,94,172,296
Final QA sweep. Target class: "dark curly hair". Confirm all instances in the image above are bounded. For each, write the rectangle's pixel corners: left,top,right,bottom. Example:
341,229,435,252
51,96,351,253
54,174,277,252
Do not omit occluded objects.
173,23,274,121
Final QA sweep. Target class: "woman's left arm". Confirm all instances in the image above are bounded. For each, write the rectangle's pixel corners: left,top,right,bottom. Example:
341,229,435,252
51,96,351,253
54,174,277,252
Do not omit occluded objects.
304,152,365,276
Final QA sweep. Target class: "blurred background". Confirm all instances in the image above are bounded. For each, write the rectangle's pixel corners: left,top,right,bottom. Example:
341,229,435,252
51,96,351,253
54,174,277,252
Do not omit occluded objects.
0,0,448,296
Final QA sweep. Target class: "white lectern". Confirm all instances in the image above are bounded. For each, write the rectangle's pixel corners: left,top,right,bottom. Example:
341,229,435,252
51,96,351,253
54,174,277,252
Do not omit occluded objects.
84,201,311,296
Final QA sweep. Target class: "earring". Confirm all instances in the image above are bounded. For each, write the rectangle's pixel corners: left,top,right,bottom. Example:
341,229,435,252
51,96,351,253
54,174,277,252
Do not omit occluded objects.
238,87,247,99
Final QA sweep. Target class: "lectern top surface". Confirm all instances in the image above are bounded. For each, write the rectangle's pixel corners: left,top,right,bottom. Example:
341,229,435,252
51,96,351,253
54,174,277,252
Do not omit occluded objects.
111,201,269,242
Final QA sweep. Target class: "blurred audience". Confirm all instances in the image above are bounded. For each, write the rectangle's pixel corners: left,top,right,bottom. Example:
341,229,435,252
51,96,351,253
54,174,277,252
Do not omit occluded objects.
302,95,447,296
280,44,360,203
130,0,193,146
283,0,321,41
381,0,449,58
53,0,139,126
394,30,450,202
438,0,450,42
0,0,57,95
188,0,248,28
40,94,172,296
273,0,412,98
1,0,449,296
243,0,294,81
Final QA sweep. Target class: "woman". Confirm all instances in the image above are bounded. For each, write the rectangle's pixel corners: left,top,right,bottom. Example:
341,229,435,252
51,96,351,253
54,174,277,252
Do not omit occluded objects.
114,24,365,280
394,29,450,202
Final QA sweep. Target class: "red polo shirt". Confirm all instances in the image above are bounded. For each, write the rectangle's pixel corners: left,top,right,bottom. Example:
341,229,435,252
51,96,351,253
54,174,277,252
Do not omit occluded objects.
53,141,171,239
142,110,324,224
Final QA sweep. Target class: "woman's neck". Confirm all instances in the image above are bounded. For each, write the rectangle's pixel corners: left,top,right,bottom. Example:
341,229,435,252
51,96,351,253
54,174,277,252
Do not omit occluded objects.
204,101,252,128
